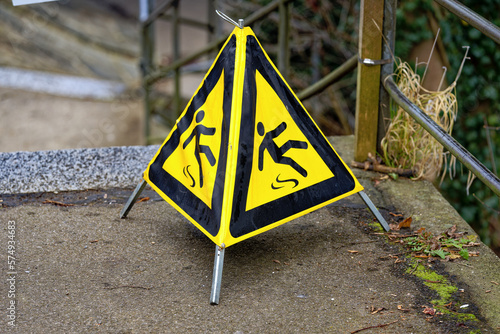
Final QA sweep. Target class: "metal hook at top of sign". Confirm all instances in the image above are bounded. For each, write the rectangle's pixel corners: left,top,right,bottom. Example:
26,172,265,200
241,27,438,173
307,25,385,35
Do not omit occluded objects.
216,10,244,29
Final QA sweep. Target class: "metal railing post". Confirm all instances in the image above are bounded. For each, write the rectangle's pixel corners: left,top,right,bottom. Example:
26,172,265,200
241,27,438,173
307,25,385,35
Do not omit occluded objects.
354,0,385,162
172,0,181,116
140,0,156,144
278,0,290,78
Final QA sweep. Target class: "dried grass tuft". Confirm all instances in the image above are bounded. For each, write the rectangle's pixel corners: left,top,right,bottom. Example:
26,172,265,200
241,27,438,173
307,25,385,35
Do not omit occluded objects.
381,44,470,182
381,59,458,181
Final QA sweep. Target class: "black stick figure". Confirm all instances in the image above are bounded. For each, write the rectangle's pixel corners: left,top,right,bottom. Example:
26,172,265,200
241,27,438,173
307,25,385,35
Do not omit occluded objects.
183,110,216,187
257,122,308,177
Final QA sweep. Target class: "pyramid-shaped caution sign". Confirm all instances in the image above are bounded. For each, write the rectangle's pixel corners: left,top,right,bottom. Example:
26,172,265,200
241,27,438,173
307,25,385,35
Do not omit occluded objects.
144,27,363,248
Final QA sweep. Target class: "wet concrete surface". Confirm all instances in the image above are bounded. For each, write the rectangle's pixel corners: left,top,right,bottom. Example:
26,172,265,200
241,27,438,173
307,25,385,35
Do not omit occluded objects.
0,193,440,333
0,136,499,333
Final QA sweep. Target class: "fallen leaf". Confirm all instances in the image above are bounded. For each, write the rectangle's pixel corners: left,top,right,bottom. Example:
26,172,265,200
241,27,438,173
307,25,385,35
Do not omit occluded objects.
397,305,410,312
446,225,466,239
429,237,441,251
448,253,462,260
390,217,412,231
389,223,400,231
414,255,430,258
370,307,386,314
272,259,281,264
465,242,481,247
136,197,150,203
422,306,436,316
398,217,412,229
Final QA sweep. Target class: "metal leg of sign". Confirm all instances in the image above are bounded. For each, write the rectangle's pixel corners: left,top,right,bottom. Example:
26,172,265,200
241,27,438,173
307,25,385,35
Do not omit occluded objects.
210,245,225,305
358,190,390,232
120,179,147,219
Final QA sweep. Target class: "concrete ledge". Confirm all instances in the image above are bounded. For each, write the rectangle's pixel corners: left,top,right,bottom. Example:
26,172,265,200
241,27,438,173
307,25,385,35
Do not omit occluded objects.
0,145,160,194
0,136,353,195
1,136,499,332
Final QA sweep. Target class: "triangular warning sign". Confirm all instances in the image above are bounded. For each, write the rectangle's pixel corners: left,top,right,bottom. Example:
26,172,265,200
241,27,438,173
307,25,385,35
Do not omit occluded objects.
245,69,335,211
144,27,363,248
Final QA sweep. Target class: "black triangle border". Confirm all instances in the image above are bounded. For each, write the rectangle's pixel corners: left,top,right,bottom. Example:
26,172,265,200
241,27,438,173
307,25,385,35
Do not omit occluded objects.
147,35,237,237
229,35,356,238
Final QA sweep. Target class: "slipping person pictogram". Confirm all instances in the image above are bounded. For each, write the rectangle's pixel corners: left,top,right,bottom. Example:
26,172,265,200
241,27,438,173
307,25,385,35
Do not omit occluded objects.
182,110,216,188
257,121,308,181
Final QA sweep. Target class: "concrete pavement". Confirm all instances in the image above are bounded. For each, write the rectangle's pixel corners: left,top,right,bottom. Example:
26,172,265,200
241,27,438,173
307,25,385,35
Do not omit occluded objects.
1,136,499,333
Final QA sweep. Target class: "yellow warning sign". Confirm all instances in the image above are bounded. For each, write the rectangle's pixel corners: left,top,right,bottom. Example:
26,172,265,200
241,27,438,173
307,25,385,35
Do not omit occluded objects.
162,72,224,209
246,70,335,211
144,27,363,248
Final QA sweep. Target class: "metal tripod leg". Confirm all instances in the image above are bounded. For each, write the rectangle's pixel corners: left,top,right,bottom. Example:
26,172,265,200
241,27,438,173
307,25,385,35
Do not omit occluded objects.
358,190,390,231
120,179,147,219
210,245,225,305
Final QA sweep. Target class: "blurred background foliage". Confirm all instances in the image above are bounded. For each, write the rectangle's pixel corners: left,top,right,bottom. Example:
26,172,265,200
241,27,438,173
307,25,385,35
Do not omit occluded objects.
222,0,359,135
223,0,500,254
396,0,500,254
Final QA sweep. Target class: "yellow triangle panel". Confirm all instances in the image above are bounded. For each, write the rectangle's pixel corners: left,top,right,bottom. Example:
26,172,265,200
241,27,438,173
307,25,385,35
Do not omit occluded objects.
143,33,236,241
245,70,335,211
144,27,363,248
225,32,362,246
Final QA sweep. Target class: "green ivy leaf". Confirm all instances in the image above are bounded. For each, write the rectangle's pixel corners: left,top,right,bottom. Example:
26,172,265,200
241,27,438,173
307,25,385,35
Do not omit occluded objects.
430,248,448,259
459,248,469,260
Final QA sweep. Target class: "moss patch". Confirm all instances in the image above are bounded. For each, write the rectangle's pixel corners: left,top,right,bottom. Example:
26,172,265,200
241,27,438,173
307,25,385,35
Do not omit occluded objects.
361,210,489,332
408,261,457,304
368,218,384,232
407,259,478,323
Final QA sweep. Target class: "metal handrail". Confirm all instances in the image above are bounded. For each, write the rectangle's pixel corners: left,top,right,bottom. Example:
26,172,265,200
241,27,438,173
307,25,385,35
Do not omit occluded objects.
243,0,293,27
145,35,225,86
434,0,500,45
383,76,500,197
297,55,357,101
145,0,293,86
142,0,177,26
138,0,500,202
